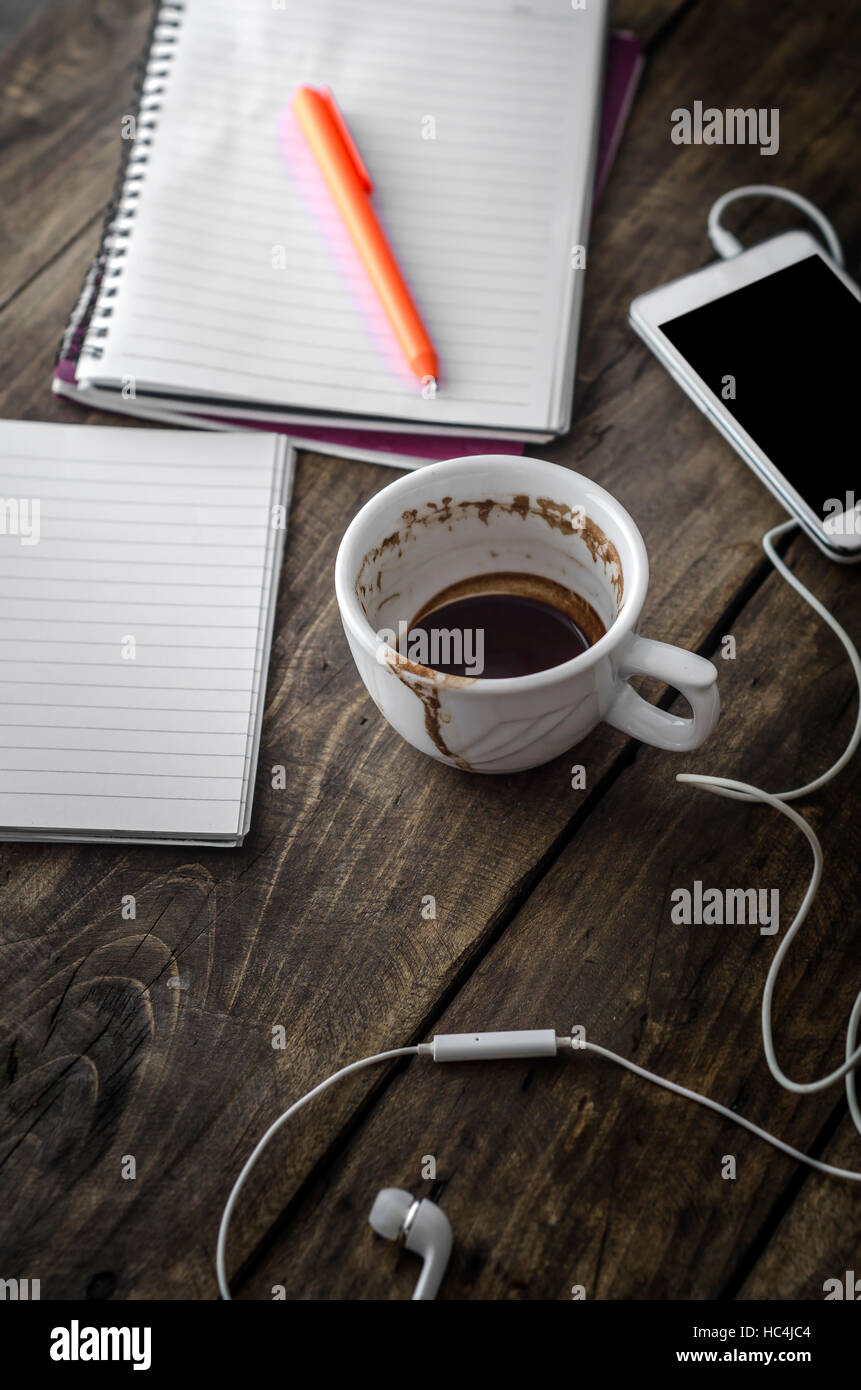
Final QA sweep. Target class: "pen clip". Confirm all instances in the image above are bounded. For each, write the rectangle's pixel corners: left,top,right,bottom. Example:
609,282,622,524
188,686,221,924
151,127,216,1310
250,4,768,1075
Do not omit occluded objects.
319,86,373,194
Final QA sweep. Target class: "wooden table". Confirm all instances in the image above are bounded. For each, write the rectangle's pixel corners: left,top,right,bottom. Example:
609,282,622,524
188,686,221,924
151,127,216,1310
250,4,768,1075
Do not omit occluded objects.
1,0,859,1301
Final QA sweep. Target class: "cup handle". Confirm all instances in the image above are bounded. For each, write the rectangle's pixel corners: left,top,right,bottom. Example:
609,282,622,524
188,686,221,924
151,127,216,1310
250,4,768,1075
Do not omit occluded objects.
605,634,719,752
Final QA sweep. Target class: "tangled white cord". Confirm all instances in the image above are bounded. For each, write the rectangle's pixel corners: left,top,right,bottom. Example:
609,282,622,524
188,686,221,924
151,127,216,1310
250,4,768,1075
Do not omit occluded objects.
674,517,861,1151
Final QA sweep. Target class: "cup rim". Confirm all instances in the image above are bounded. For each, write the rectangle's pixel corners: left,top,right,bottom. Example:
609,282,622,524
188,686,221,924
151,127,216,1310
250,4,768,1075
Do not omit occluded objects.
334,455,649,692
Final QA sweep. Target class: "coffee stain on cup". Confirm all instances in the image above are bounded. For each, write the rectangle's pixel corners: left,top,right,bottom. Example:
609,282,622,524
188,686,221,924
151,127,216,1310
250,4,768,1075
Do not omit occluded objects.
382,648,475,771
534,498,623,603
355,494,623,612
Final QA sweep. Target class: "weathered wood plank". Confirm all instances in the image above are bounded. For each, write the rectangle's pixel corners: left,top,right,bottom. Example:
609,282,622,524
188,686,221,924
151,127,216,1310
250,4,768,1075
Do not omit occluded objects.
0,1,55,50
0,0,153,306
738,1119,861,1299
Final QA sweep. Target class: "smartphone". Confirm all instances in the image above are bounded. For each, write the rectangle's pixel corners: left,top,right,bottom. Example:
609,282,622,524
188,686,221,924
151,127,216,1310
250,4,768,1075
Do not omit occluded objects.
629,230,861,562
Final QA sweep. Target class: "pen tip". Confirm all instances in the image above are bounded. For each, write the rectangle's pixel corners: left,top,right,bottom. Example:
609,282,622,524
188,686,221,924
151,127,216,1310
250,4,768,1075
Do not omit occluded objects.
421,374,438,398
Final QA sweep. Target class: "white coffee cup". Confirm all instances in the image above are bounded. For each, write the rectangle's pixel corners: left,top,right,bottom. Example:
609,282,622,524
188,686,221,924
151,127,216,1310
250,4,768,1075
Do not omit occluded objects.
335,456,719,774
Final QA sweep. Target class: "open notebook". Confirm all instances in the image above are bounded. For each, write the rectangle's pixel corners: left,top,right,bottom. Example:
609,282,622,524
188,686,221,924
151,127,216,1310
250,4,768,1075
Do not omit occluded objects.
56,0,610,445
0,422,292,846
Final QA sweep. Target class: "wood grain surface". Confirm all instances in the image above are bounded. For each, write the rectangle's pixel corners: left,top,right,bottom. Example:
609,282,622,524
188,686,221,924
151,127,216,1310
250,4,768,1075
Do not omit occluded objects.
0,0,858,1301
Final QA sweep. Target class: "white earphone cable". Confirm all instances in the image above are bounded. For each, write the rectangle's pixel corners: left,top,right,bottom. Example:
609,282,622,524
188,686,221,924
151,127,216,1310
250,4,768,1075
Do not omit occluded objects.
691,521,861,803
707,184,845,266
669,512,861,1150
216,1046,419,1300
561,510,861,1183
568,1039,861,1182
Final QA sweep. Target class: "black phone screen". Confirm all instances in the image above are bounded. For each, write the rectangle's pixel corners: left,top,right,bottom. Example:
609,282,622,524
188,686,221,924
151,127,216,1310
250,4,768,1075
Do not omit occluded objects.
659,254,858,521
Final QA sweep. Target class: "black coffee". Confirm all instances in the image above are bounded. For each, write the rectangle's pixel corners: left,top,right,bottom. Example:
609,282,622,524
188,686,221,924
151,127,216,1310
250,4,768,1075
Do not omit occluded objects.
407,572,605,679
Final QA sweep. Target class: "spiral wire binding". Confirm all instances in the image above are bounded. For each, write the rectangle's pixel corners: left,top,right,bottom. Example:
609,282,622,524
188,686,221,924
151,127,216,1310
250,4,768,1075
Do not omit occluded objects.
57,1,185,370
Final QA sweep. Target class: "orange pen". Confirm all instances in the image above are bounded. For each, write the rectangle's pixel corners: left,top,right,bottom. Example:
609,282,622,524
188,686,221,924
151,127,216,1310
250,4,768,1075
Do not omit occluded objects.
292,85,439,392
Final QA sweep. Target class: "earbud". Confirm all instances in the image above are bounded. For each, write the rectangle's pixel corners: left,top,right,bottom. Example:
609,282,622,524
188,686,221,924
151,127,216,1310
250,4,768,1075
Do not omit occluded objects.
368,1188,453,1300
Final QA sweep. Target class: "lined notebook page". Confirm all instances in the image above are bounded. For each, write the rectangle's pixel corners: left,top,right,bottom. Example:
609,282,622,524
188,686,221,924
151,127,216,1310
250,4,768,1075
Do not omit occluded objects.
0,422,290,843
82,0,607,434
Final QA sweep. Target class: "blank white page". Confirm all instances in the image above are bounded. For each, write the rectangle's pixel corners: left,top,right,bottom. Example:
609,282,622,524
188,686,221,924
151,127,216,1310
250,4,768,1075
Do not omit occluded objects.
0,422,290,843
81,0,607,434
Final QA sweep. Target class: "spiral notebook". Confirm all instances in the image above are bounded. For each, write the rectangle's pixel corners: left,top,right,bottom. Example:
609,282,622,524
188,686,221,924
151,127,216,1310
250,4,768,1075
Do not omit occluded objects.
54,0,612,446
0,421,292,847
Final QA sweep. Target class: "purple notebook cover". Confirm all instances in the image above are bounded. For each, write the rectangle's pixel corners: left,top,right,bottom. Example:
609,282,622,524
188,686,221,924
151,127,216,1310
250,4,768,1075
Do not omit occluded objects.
55,31,643,463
